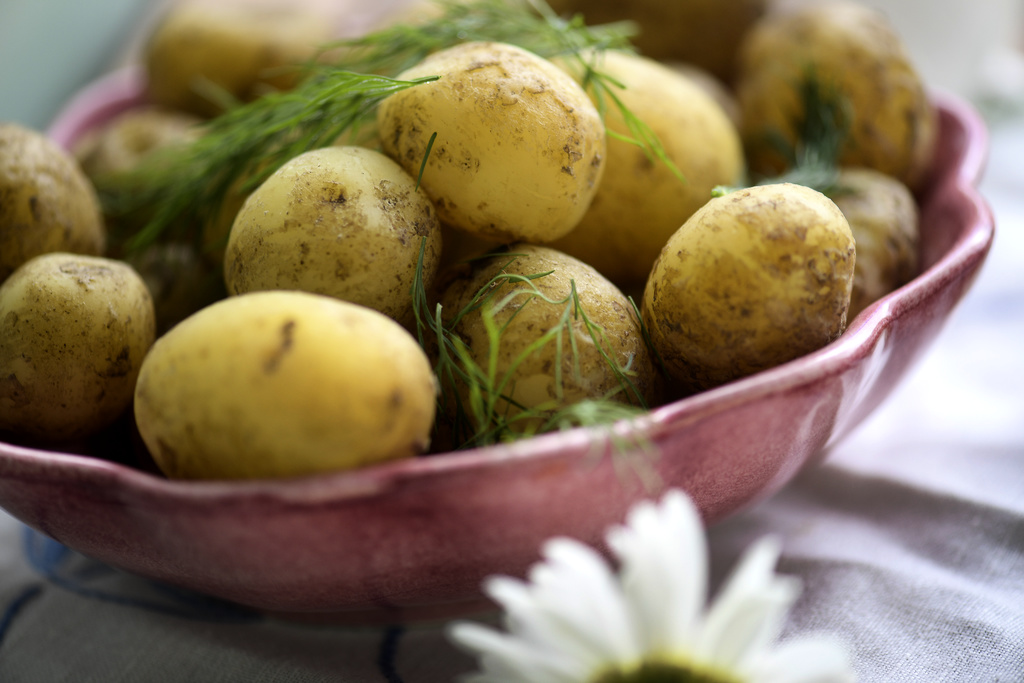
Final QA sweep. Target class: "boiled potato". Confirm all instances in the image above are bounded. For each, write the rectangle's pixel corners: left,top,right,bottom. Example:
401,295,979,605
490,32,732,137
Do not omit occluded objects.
545,0,768,83
550,50,746,289
143,2,334,117
133,291,437,480
0,253,156,442
831,167,918,320
376,41,606,243
437,243,658,438
224,146,442,326
642,183,856,392
0,123,105,283
735,0,936,190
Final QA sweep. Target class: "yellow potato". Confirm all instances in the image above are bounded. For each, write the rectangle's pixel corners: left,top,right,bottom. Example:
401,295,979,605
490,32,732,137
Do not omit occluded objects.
831,167,919,320
133,291,438,480
376,41,606,243
0,123,105,282
0,253,156,442
735,0,936,190
550,50,745,289
436,243,658,440
642,183,856,392
143,3,334,117
545,0,768,83
72,106,203,179
224,146,442,326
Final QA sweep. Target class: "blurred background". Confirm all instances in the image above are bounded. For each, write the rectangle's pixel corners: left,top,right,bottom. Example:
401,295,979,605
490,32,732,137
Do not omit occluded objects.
2,0,1024,130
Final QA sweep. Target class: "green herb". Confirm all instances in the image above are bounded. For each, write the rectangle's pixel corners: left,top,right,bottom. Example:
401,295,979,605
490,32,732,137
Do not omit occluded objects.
97,0,680,254
714,67,851,198
411,241,649,451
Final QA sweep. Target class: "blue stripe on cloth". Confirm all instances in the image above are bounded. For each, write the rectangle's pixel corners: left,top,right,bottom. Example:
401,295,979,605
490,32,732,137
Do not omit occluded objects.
377,625,406,683
20,526,261,623
0,584,43,646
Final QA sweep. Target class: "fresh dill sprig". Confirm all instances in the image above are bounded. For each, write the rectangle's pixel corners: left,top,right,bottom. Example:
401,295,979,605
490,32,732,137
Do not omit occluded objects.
715,67,851,198
99,71,438,251
98,0,679,254
411,241,648,451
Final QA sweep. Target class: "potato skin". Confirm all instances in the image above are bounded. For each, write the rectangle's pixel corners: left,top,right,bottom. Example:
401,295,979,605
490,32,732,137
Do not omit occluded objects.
832,167,918,320
133,291,437,480
437,243,658,432
736,1,936,190
0,253,156,441
143,3,333,117
224,146,442,326
550,50,745,289
0,124,105,283
642,183,855,392
545,0,768,83
377,41,606,243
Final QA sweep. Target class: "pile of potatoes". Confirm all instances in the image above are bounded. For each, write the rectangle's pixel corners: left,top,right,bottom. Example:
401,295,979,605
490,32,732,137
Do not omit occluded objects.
0,0,932,480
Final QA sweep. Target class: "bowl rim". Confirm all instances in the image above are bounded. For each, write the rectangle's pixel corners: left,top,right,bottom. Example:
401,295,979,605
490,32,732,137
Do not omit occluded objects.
2,76,996,511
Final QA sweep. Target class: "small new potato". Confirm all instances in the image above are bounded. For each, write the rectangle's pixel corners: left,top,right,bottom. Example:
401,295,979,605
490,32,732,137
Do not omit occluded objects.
1,123,106,282
642,183,856,392
735,0,936,189
143,3,333,117
437,243,658,434
551,50,746,288
377,41,606,243
224,146,442,326
133,291,438,480
0,253,156,441
831,167,919,320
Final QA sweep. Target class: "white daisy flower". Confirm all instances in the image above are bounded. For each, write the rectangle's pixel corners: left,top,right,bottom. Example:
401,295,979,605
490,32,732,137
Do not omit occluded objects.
447,489,855,683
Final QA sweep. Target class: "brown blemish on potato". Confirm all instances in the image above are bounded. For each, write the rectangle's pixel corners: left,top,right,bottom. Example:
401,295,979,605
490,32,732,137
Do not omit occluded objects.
99,345,133,378
263,319,296,374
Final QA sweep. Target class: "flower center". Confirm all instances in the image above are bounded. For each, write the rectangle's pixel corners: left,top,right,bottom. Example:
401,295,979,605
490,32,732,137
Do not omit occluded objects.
592,659,742,683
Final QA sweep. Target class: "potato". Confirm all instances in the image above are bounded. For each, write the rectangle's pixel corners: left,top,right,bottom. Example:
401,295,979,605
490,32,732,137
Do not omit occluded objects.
0,123,106,283
550,50,746,289
143,3,334,117
436,243,658,438
72,107,203,179
224,146,442,326
735,0,936,190
545,0,768,83
0,253,156,442
376,41,606,243
126,242,227,336
133,291,437,480
642,183,855,392
831,167,919,320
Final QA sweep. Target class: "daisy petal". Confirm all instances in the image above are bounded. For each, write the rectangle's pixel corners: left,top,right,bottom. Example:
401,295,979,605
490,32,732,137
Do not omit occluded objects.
751,635,857,683
484,575,609,671
607,489,707,652
447,622,582,683
527,537,641,661
699,537,801,667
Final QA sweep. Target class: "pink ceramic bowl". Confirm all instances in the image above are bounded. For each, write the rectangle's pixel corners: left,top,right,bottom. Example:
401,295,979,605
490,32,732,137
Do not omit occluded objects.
0,69,994,622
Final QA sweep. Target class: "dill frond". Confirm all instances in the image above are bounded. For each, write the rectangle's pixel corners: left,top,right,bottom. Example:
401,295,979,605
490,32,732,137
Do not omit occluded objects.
97,0,677,254
410,242,649,451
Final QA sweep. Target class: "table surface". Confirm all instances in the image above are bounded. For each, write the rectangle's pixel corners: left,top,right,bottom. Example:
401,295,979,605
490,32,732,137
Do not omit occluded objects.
2,2,1023,680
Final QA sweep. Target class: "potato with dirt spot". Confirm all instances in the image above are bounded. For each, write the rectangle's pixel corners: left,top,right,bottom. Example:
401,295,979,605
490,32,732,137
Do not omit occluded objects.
735,0,936,190
376,41,606,244
133,291,437,480
0,253,156,442
642,183,856,392
831,167,919,320
437,243,658,435
224,146,442,327
143,2,334,118
550,50,746,289
0,123,106,283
